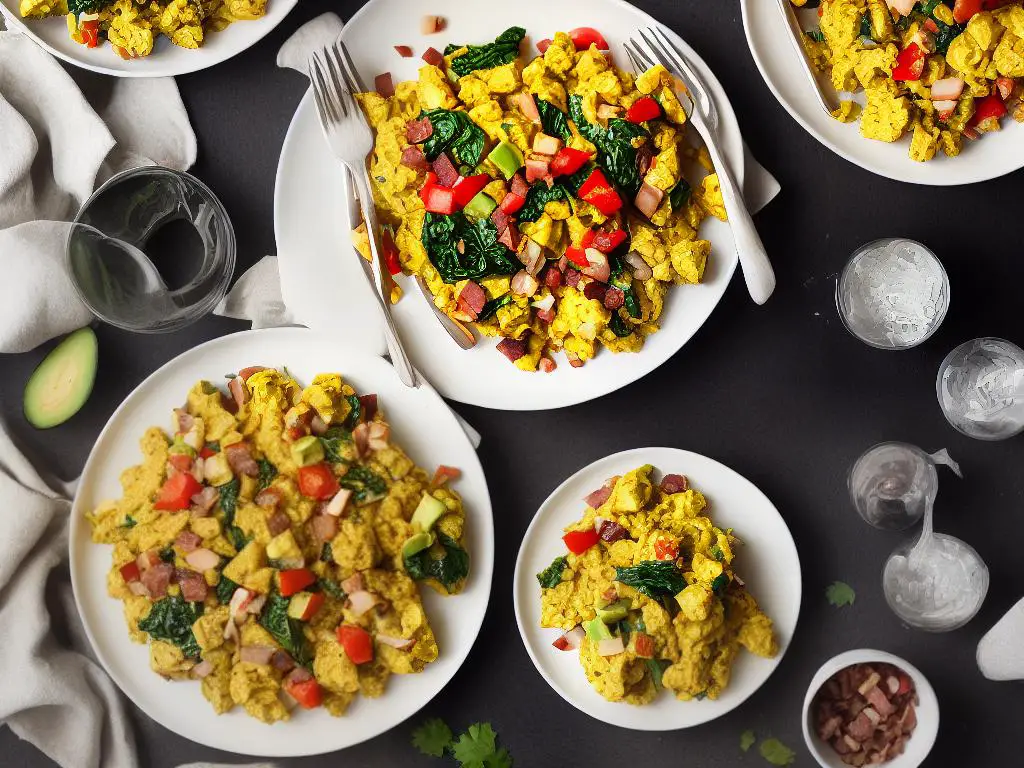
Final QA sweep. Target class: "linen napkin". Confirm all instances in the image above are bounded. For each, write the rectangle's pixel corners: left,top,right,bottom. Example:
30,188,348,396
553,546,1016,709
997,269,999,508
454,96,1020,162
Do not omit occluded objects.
0,20,197,354
222,13,781,352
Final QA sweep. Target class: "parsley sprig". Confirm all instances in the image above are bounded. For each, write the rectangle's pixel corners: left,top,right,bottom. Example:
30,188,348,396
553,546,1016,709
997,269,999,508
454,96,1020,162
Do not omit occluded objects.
412,718,513,767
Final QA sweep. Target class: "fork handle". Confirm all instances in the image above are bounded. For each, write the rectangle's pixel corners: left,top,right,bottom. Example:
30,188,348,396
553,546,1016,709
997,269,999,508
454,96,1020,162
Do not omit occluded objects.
700,133,776,305
348,168,421,387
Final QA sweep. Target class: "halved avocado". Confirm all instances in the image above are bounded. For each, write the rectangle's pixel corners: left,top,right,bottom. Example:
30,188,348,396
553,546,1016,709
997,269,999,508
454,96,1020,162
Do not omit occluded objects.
23,327,98,429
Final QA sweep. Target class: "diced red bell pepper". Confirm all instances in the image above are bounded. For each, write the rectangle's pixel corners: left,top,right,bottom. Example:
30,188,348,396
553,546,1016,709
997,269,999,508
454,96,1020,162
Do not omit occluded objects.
562,528,600,555
499,191,525,215
431,465,462,488
381,228,402,275
653,538,679,561
168,453,193,473
80,19,99,48
969,94,1008,127
419,172,457,214
892,44,925,82
297,463,340,500
549,147,592,177
199,446,216,459
279,568,317,597
953,0,984,23
537,38,553,54
119,561,141,583
897,674,913,695
564,247,590,268
284,677,323,709
154,473,202,511
577,168,622,215
552,634,571,650
452,174,491,208
634,632,655,658
591,229,628,254
569,27,609,51
625,96,661,123
337,624,374,664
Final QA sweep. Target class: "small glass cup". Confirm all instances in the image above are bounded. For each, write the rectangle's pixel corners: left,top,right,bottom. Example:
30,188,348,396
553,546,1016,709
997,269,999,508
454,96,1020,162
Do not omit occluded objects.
66,166,235,333
937,337,1024,441
836,238,949,350
849,442,938,531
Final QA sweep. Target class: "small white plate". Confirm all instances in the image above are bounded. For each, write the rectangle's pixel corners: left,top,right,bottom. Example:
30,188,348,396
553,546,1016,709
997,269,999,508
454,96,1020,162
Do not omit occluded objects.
741,0,1024,185
69,328,493,756
274,0,746,411
512,447,801,730
802,649,939,768
0,0,297,77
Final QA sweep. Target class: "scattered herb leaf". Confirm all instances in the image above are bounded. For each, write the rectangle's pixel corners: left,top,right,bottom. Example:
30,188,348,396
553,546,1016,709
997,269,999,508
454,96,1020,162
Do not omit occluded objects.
412,717,454,758
711,573,729,595
340,465,388,503
451,723,498,767
477,294,515,322
759,737,797,766
826,580,856,607
257,458,278,491
740,730,756,753
121,515,137,529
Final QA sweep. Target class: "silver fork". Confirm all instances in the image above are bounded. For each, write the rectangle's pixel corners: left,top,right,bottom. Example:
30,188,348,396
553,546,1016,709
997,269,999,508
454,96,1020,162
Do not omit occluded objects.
625,28,776,305
308,42,419,388
775,0,839,116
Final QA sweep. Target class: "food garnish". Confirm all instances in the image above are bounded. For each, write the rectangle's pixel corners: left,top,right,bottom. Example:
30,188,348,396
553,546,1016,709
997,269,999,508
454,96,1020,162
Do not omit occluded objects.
23,326,98,429
412,718,514,767
759,737,797,766
826,580,857,607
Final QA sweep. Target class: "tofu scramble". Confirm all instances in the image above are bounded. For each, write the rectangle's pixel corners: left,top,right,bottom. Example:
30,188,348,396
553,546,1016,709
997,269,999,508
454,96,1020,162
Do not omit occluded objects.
352,26,727,372
87,367,470,722
19,0,268,59
538,466,778,704
795,0,1024,161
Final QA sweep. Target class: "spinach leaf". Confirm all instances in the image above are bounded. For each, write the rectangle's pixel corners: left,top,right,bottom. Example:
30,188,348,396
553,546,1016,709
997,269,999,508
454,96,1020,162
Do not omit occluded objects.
204,441,220,453
215,576,239,605
421,109,486,167
568,96,649,195
138,595,204,659
537,99,571,141
859,14,872,40
422,212,519,283
318,578,346,600
647,659,670,691
403,533,470,592
320,542,334,563
228,527,249,552
257,458,278,491
340,465,389,503
536,556,568,589
918,0,941,14
259,591,313,668
609,311,633,338
344,395,362,428
477,294,514,322
159,546,175,564
449,27,526,77
934,19,965,55
518,183,571,223
68,0,109,13
668,179,691,210
319,426,352,464
710,545,724,562
806,29,825,43
609,273,641,319
711,573,729,596
614,560,687,598
120,515,137,529
218,477,240,523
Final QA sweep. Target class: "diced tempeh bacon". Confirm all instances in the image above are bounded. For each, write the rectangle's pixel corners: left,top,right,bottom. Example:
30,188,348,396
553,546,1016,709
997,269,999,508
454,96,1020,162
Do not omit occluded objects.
374,72,395,98
421,46,444,67
140,562,173,599
496,337,528,363
401,145,430,171
224,441,259,477
175,531,202,553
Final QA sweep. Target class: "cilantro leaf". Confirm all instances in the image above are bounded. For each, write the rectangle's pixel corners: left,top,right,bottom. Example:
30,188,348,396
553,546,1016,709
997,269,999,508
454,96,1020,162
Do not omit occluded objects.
485,748,513,768
740,729,756,752
452,723,497,767
759,737,796,766
826,580,856,607
412,717,453,758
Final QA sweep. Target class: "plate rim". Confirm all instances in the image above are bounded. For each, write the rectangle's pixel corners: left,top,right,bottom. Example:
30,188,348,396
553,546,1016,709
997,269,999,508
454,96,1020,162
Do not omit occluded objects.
511,446,802,730
739,0,1024,186
68,327,494,756
0,0,298,78
273,0,747,411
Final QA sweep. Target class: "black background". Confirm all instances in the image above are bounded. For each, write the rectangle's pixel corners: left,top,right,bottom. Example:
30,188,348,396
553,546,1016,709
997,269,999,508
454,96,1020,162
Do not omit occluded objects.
2,1,1023,766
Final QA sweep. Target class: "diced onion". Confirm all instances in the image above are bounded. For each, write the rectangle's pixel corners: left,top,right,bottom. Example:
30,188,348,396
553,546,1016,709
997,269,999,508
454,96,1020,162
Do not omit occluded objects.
562,626,586,650
511,270,540,297
531,294,555,312
377,634,415,651
246,594,267,614
310,415,328,435
347,590,379,617
326,487,353,517
128,581,150,597
597,637,625,657
624,251,653,281
240,646,276,665
367,422,390,452
192,660,214,678
184,548,220,572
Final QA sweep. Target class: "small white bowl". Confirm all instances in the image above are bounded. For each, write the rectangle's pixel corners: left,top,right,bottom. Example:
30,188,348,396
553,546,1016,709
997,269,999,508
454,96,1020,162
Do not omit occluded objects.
802,649,939,768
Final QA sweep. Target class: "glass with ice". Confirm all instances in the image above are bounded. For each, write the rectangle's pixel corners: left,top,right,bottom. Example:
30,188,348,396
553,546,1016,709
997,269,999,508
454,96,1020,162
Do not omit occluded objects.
836,238,949,349
937,337,1024,441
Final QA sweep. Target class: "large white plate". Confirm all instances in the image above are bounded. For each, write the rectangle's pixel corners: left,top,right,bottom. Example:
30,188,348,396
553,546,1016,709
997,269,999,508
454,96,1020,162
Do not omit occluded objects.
742,0,1024,185
512,447,801,730
69,328,494,757
274,0,746,411
0,0,296,78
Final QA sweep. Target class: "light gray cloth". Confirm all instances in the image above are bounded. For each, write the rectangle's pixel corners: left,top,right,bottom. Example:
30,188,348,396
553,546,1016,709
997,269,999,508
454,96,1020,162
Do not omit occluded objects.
977,596,1024,681
0,24,197,354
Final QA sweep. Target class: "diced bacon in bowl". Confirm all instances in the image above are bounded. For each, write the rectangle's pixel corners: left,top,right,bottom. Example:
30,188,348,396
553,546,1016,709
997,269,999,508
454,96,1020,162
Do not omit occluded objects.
310,513,339,543
177,570,209,602
515,92,541,124
525,156,550,183
240,646,276,666
191,485,219,513
511,270,540,297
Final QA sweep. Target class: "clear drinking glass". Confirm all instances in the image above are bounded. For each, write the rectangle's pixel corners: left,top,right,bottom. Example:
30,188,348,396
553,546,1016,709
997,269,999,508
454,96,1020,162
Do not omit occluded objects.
848,442,938,531
936,337,1024,441
836,238,949,350
66,166,235,333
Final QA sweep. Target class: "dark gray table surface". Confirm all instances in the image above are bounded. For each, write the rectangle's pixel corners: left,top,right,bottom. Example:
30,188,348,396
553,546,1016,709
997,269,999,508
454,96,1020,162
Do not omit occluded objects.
3,1,1023,766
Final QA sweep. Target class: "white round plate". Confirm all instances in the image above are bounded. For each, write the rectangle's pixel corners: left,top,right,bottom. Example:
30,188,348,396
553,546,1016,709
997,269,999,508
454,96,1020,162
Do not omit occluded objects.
512,447,801,730
274,0,745,411
741,0,1024,185
0,0,296,78
69,327,493,756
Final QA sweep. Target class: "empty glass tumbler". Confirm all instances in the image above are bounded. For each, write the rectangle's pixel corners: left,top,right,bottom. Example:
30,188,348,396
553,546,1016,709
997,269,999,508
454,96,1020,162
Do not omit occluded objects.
937,337,1024,441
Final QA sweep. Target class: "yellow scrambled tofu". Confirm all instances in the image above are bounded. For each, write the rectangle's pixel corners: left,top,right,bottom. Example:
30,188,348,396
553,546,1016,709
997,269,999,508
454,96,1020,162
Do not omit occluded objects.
797,0,1024,160
353,28,723,372
538,465,778,704
21,0,267,59
87,367,470,722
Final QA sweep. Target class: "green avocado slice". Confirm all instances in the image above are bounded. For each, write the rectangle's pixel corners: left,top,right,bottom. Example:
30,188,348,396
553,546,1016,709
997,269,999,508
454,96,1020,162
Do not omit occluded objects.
23,327,98,429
